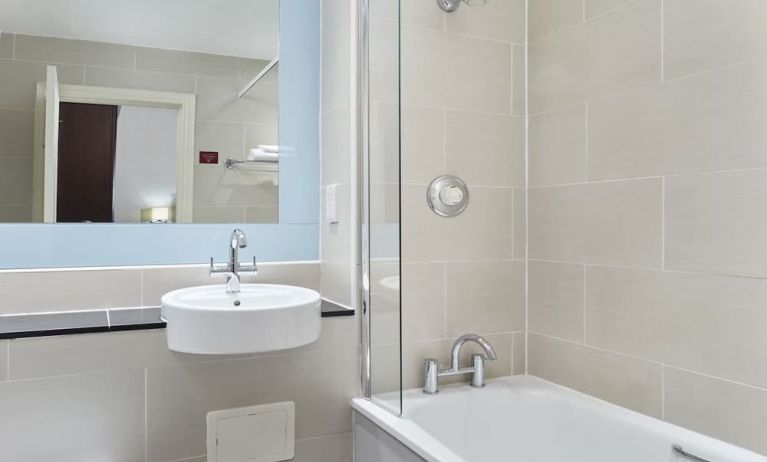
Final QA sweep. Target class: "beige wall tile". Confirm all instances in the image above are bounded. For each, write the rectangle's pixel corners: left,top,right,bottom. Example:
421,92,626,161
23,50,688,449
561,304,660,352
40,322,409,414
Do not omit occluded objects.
445,112,525,187
141,262,321,306
512,44,526,116
244,206,278,223
321,262,353,307
0,32,13,58
196,76,278,124
512,331,526,375
528,178,663,268
529,261,584,341
403,186,512,262
446,260,525,336
84,66,196,93
0,157,32,205
666,170,767,277
664,0,767,80
512,188,526,259
403,28,511,114
193,206,244,223
585,0,633,18
0,269,141,315
146,348,357,461
370,101,401,186
322,107,352,186
294,433,353,462
0,205,32,222
0,60,83,110
402,262,446,342
0,370,145,461
8,315,355,381
0,340,7,381
195,121,244,158
0,110,33,157
529,0,661,114
528,333,663,417
402,105,444,185
589,60,767,180
664,368,767,455
529,104,586,186
244,123,278,151
445,0,526,44
529,0,583,42
321,0,352,111
136,47,242,78
585,266,767,389
15,34,135,68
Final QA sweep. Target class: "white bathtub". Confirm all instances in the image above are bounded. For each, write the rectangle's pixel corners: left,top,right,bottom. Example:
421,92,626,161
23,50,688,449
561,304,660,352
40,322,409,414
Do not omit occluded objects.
352,375,767,462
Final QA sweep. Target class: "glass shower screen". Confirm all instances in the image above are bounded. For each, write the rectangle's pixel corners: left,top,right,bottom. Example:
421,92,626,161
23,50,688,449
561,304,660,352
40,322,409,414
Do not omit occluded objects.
361,0,402,414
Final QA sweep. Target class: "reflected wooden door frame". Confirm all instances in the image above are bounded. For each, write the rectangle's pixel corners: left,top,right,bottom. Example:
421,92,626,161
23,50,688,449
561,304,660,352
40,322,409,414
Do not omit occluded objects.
33,73,196,223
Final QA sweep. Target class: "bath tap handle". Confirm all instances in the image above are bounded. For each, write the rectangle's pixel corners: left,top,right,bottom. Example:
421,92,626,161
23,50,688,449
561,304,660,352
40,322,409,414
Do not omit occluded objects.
672,445,713,462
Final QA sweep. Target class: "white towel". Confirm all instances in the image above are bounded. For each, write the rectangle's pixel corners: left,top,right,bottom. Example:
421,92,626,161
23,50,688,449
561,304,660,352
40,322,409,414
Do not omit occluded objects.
247,148,279,162
257,144,280,153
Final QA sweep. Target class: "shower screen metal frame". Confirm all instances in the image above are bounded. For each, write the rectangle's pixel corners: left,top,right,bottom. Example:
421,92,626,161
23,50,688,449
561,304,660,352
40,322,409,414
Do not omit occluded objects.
357,0,402,405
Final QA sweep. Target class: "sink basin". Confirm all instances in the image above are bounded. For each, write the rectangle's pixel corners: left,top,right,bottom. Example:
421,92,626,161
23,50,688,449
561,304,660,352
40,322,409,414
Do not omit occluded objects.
161,284,321,354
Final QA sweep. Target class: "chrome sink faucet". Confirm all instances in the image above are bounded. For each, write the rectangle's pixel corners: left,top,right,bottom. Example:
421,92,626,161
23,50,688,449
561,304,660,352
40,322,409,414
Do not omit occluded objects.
210,229,258,293
423,334,497,394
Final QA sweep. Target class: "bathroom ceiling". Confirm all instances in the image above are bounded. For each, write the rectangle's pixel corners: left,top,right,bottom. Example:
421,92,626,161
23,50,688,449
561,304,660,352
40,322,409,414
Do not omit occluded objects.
0,0,279,59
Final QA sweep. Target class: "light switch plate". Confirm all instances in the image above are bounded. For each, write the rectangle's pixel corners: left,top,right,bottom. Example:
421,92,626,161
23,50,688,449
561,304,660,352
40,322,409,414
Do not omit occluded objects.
207,402,295,462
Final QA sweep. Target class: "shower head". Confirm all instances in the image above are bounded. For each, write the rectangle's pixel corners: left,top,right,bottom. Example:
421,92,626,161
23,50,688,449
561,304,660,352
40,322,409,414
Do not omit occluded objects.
436,0,490,13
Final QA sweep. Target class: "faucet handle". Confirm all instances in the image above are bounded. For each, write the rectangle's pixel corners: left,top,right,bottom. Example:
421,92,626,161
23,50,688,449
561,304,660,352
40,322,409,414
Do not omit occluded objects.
209,257,232,276
238,256,258,274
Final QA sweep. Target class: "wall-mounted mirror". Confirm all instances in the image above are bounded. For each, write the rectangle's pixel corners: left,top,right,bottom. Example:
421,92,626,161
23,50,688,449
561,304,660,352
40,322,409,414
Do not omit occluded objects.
1,0,280,224
0,0,320,268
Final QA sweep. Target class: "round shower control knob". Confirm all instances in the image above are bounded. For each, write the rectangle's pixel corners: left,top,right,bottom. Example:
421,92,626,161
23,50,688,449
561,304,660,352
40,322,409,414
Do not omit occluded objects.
427,175,469,217
439,186,464,205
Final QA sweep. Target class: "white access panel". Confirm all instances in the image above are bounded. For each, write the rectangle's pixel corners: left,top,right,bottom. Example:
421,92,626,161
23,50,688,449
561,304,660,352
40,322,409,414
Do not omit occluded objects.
207,402,295,462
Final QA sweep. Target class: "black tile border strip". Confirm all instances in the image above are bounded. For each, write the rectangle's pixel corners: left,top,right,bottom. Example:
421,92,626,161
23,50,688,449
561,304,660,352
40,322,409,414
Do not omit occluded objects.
0,299,354,340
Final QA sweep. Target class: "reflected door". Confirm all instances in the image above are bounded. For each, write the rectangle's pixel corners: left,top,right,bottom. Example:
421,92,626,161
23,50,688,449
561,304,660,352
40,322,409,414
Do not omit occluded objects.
56,103,119,222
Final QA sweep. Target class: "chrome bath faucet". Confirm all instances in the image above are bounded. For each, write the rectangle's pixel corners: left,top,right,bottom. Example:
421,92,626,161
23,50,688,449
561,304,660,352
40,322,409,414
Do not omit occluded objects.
423,334,497,394
210,229,258,293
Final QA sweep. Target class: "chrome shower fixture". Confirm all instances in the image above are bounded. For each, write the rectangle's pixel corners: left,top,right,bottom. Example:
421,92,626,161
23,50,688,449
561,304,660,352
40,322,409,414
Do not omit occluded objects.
436,0,490,13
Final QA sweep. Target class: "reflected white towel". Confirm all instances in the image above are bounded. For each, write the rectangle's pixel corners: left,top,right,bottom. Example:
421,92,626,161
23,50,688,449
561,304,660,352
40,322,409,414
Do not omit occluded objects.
247,148,279,162
257,144,279,153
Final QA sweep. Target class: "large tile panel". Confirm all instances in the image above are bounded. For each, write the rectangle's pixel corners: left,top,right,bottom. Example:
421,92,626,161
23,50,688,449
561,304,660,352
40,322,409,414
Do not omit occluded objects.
0,370,145,461
586,266,767,389
529,0,661,113
588,60,767,180
665,368,767,455
528,178,663,268
666,170,767,277
528,260,584,341
664,0,767,79
528,333,663,417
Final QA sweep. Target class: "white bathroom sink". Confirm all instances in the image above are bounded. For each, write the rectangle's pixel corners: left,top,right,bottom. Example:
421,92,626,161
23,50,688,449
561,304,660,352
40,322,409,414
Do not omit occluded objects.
161,284,321,354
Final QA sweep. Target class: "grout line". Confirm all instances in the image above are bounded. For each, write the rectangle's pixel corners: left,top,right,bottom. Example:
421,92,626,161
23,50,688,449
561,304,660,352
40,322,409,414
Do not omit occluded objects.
661,176,666,270
582,264,587,343
660,365,666,420
529,331,767,393
660,0,664,82
144,368,149,462
583,102,589,182
442,262,448,338
524,0,530,376
528,0,639,45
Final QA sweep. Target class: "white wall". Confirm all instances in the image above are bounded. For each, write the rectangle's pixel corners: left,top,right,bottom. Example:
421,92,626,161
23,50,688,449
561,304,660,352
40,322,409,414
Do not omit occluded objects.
113,105,178,223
